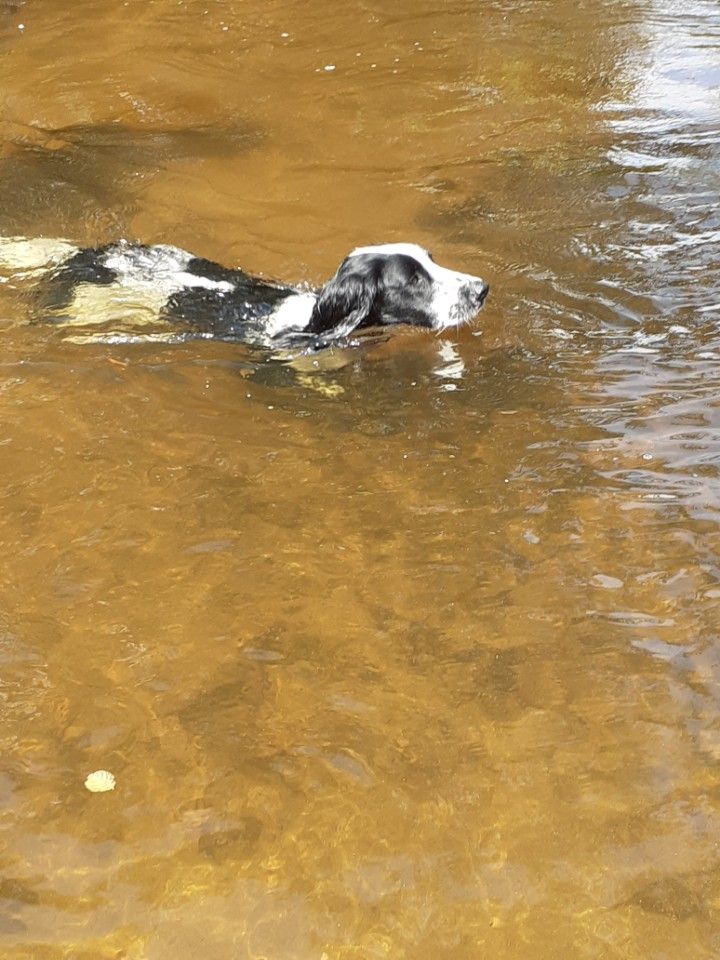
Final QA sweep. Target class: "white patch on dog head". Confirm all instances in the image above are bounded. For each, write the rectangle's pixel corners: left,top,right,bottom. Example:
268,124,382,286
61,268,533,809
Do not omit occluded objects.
349,242,433,264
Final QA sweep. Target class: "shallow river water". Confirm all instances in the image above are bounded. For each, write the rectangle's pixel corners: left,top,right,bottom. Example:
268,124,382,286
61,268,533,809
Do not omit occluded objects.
0,0,719,957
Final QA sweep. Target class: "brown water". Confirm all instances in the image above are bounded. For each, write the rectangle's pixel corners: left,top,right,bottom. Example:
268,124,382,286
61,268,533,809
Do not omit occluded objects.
1,0,720,956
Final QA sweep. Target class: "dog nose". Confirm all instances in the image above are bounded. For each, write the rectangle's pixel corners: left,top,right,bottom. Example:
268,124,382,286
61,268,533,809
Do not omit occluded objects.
471,280,489,305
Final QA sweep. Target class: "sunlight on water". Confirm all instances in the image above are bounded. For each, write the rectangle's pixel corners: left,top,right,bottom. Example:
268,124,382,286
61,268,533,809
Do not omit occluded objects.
0,0,719,957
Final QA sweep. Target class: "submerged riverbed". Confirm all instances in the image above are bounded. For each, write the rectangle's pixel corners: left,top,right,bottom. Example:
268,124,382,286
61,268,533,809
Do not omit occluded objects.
0,0,719,957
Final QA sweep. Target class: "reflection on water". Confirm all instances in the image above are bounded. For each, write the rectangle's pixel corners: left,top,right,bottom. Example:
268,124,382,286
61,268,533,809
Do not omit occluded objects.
0,0,719,957
0,119,264,244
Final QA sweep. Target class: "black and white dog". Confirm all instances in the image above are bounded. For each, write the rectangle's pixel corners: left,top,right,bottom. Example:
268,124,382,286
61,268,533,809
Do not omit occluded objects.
0,238,489,348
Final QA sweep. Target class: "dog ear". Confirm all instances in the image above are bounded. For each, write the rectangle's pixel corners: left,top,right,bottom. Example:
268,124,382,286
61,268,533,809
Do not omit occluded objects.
308,266,377,337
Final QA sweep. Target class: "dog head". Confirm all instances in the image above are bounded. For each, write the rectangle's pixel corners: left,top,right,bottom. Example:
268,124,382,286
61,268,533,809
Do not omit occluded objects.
307,243,489,338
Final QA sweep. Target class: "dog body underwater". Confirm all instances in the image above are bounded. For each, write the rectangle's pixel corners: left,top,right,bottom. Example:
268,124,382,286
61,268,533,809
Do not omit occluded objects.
0,238,489,347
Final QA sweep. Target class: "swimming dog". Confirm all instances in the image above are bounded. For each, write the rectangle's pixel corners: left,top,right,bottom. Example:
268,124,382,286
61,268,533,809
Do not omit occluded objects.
0,238,489,348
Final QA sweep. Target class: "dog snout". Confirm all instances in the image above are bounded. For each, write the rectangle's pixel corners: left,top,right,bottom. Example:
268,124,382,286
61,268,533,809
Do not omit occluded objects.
474,280,490,305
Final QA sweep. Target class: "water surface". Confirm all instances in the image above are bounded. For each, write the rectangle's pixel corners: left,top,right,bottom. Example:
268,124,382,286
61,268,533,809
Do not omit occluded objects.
0,0,719,957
